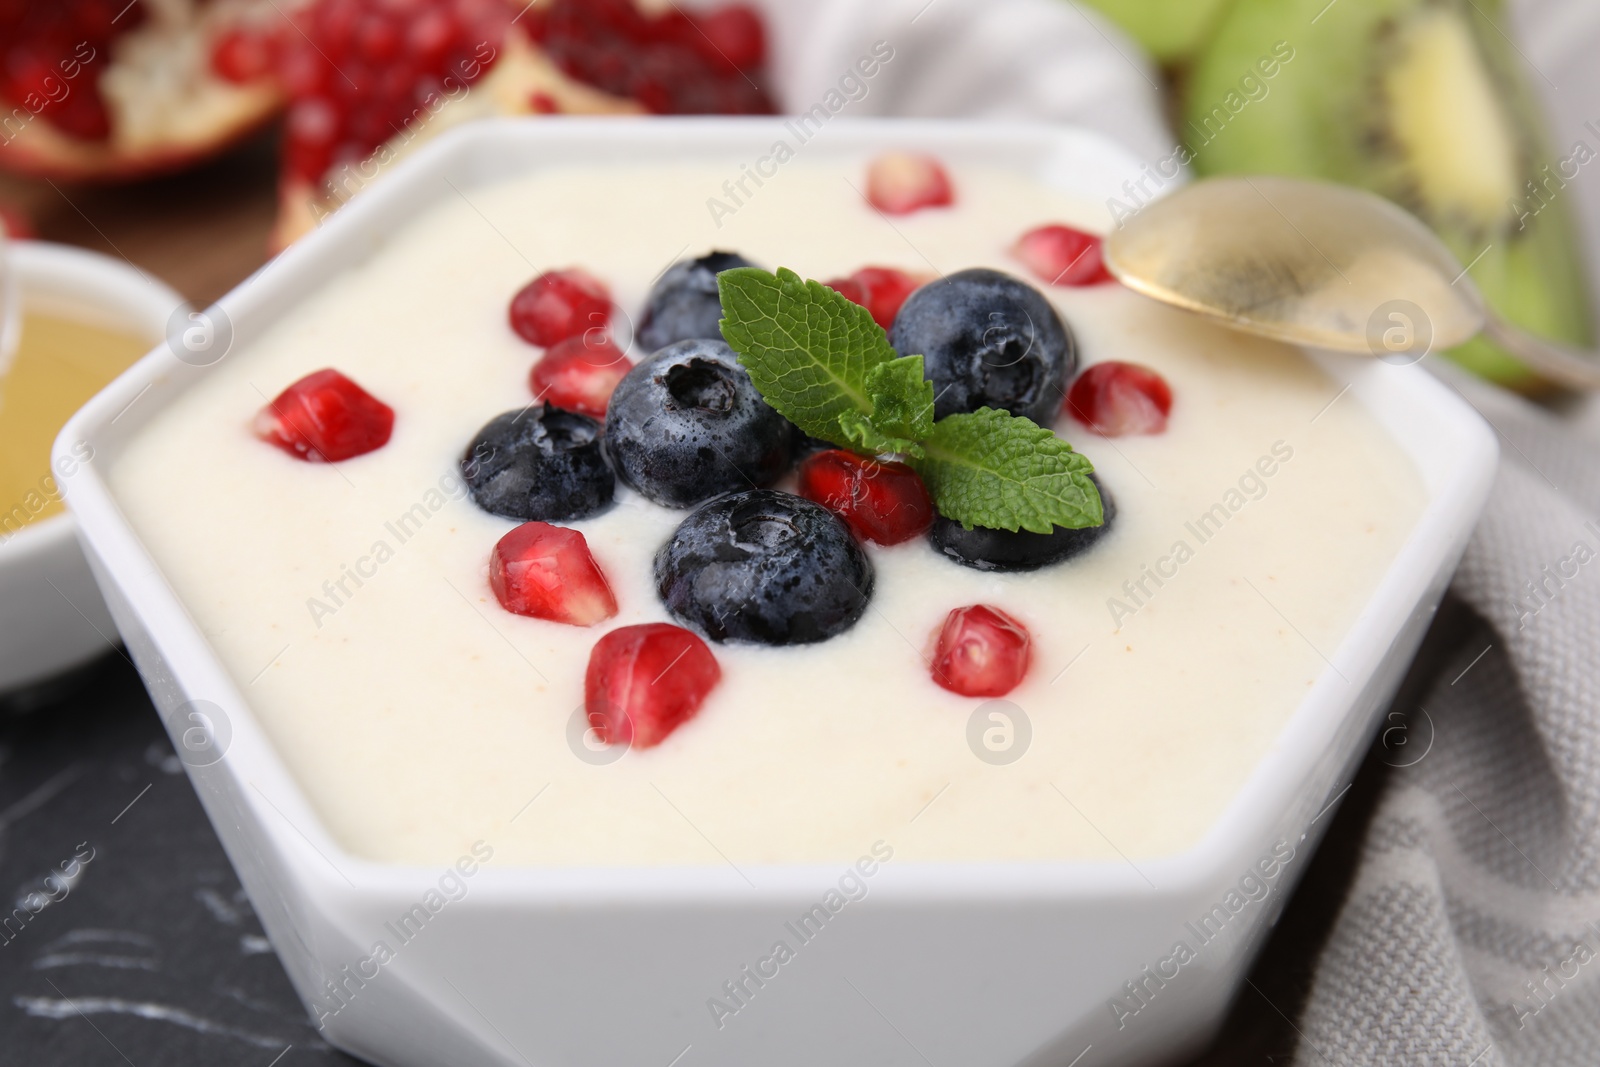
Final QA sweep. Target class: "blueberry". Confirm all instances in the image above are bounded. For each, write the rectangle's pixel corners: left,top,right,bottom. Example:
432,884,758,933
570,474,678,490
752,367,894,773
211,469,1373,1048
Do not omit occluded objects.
605,339,795,508
637,251,759,350
889,268,1076,425
462,407,614,521
655,490,873,645
929,476,1115,572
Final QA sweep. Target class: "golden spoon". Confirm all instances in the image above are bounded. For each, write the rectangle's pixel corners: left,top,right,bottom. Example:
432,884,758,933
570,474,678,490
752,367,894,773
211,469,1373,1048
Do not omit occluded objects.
1102,175,1600,391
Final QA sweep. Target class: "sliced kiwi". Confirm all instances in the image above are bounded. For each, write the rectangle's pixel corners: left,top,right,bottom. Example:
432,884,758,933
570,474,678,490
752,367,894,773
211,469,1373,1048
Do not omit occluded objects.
1184,0,1594,390
1077,0,1237,64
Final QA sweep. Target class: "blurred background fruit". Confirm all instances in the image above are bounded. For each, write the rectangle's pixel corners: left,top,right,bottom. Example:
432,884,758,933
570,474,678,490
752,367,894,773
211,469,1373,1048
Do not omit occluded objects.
0,0,285,180
2,0,776,248
1078,0,1233,64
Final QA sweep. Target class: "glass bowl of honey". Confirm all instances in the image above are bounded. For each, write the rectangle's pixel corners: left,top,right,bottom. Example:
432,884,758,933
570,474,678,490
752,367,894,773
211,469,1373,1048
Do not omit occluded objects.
0,234,182,695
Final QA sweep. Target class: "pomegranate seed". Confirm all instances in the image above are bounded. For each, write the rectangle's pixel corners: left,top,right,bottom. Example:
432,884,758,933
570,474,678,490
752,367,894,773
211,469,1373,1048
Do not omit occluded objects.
211,27,279,83
585,623,721,749
489,522,617,626
865,153,954,215
1012,224,1115,287
691,5,764,71
824,267,927,330
509,269,612,347
1066,362,1173,436
408,8,458,63
252,369,395,462
797,450,935,546
824,276,869,309
529,335,633,418
930,605,1032,698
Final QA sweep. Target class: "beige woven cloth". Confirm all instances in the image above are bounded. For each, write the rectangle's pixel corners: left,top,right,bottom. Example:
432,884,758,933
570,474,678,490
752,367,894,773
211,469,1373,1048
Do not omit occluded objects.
1293,373,1600,1066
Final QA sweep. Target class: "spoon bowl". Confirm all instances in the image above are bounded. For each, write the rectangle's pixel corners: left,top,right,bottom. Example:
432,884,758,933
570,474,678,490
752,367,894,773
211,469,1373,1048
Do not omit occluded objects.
1103,175,1600,389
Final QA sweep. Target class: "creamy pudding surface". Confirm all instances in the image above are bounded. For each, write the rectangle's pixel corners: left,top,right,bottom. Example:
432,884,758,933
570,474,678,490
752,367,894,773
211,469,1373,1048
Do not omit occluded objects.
110,159,1424,867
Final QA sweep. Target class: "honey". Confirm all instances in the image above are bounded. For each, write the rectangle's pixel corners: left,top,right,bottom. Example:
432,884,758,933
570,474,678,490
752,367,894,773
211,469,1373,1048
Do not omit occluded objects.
0,312,148,535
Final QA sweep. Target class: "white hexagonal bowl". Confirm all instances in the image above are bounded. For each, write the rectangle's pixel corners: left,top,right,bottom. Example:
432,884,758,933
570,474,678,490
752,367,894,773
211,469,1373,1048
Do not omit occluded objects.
55,118,1495,1067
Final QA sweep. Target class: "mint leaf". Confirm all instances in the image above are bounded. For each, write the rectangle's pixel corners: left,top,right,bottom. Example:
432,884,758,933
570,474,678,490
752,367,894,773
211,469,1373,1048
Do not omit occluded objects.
865,356,935,444
717,266,895,446
911,408,1103,533
838,411,924,459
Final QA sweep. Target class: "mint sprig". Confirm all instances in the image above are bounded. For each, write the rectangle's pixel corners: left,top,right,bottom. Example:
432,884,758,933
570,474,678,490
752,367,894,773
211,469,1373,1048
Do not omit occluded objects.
717,267,1102,534
918,408,1101,532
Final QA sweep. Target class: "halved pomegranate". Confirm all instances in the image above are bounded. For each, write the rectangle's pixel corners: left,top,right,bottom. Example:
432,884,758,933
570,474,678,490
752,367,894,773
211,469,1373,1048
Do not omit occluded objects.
1065,361,1173,436
0,1,286,181
797,449,935,546
490,522,617,626
271,0,777,248
252,368,394,462
585,623,721,749
865,153,954,215
930,605,1032,698
529,335,633,418
1012,224,1115,287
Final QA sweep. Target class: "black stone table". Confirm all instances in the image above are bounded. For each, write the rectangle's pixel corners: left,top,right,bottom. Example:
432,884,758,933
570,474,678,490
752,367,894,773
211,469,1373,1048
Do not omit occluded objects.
0,656,362,1066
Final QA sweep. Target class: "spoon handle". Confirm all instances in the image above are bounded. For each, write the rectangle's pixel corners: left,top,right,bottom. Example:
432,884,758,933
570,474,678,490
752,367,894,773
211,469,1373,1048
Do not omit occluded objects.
1481,314,1600,392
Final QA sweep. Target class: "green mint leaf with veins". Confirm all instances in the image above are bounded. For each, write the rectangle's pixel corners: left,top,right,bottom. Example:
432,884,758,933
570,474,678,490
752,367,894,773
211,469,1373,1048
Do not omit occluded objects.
717,266,893,446
911,407,1103,533
838,411,923,460
864,356,935,444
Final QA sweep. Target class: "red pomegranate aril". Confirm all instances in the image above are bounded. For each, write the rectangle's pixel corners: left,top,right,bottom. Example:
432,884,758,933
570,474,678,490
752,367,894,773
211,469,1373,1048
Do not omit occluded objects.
357,16,402,63
1012,224,1115,287
931,605,1032,698
1066,361,1173,436
823,276,869,309
693,5,765,72
797,450,935,546
489,522,618,627
529,335,633,418
509,269,612,348
865,153,954,215
211,27,280,84
825,266,927,330
585,623,721,749
252,369,395,462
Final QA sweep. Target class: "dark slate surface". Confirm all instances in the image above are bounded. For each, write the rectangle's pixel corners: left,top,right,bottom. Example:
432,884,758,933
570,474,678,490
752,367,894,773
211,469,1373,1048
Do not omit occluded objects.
0,654,361,1067
0,598,1473,1067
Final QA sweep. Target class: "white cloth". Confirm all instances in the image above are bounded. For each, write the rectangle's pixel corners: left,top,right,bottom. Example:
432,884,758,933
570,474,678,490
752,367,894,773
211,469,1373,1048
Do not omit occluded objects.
746,0,1171,163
